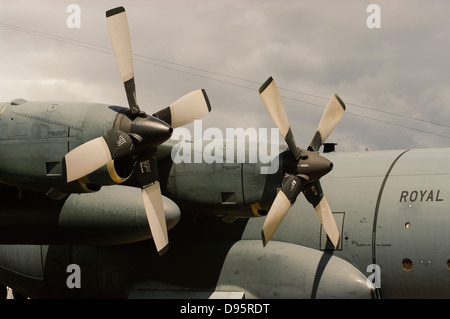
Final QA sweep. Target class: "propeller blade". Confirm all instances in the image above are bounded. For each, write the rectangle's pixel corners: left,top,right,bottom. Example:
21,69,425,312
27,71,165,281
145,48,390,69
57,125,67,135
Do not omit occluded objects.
133,153,169,255
308,94,346,152
153,89,211,128
64,130,134,183
261,174,304,246
303,180,340,248
261,190,290,247
142,182,169,255
106,7,140,115
259,77,301,159
314,196,339,248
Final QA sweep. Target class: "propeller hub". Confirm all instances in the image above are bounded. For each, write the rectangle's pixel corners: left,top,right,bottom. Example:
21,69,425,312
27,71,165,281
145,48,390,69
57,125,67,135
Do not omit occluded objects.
129,114,173,152
283,148,333,182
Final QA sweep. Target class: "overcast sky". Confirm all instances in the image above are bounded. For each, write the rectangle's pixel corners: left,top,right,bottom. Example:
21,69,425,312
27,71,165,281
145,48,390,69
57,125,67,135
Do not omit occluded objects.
1,0,450,152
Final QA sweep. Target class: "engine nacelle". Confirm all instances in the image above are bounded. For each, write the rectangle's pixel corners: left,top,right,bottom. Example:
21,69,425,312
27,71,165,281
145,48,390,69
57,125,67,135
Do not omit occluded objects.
0,100,130,197
163,139,284,220
0,184,181,246
215,240,375,298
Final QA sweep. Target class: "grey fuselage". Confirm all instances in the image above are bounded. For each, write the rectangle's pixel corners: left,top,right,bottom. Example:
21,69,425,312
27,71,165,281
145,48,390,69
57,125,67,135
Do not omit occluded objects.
0,100,448,299
163,142,450,299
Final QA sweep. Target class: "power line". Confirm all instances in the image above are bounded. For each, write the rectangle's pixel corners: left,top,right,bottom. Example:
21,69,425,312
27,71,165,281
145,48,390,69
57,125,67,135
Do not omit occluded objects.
1,22,450,139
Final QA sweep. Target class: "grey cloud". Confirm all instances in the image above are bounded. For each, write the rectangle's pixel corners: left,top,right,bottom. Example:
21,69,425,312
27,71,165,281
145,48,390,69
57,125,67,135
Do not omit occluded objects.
1,1,450,152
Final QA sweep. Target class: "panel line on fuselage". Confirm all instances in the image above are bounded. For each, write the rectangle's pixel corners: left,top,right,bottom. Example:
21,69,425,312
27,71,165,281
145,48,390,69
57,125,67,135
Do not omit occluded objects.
371,149,410,264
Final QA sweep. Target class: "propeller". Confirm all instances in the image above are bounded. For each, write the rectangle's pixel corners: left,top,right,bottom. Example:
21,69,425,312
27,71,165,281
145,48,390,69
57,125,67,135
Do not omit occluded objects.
106,6,140,115
133,152,169,255
63,6,211,255
258,77,345,248
64,129,134,183
153,89,211,128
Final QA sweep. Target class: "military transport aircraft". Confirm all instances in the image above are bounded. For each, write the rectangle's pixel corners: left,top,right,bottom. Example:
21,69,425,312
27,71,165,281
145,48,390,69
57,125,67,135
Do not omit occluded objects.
0,7,449,299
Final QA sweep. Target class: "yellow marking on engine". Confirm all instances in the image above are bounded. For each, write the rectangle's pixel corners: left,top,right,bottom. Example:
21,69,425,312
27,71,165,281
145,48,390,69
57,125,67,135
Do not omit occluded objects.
0,179,16,187
107,160,130,184
250,202,265,217
0,104,6,116
78,176,97,193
